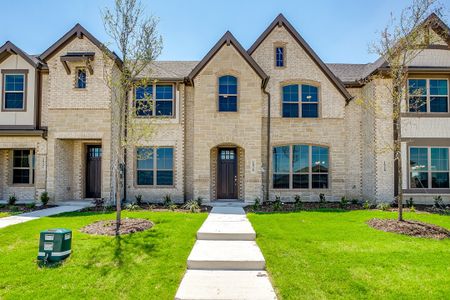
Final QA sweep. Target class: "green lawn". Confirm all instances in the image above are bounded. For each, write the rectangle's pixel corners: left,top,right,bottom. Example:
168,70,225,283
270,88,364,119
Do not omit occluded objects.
0,211,206,299
248,210,450,300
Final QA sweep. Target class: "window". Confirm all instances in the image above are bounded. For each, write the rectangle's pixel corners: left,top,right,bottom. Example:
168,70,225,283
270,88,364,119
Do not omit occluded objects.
3,73,25,110
76,69,86,89
135,84,174,117
275,47,284,67
273,144,329,189
136,147,173,186
282,84,319,118
218,75,237,112
12,149,34,184
408,79,448,113
410,147,449,189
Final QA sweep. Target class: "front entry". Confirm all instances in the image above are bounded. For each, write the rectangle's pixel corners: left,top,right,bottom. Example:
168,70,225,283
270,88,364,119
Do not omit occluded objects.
217,148,238,199
86,145,102,198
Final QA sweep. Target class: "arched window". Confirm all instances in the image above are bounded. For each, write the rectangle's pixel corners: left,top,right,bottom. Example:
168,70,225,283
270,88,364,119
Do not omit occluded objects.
282,84,319,118
218,75,238,112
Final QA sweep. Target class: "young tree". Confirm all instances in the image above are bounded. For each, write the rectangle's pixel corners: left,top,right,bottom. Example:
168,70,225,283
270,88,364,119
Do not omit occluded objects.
364,0,446,221
102,0,162,234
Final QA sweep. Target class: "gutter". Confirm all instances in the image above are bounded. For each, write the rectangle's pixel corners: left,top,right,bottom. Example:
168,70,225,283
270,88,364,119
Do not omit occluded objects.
262,77,271,203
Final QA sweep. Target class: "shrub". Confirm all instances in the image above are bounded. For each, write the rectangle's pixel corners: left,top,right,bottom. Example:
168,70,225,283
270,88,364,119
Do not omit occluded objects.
195,197,203,206
406,197,414,208
273,196,282,211
182,200,200,213
135,194,143,206
10,205,19,213
351,199,359,205
92,198,104,207
319,193,326,203
433,195,446,209
339,196,349,209
125,203,140,211
8,194,17,206
252,197,261,211
163,194,173,207
40,192,50,206
294,195,302,210
363,200,371,210
168,204,178,211
410,205,416,213
26,203,36,209
376,202,390,211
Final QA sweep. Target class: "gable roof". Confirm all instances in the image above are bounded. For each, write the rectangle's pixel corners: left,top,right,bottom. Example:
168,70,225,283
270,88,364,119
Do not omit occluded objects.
0,41,43,68
40,23,122,66
186,31,268,86
248,14,352,101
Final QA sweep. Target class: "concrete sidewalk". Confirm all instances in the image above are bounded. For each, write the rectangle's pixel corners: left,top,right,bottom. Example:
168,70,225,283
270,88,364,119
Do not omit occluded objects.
175,206,277,300
0,204,90,229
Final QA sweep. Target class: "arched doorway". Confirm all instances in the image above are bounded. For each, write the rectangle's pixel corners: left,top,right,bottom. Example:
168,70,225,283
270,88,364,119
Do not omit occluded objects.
210,144,245,200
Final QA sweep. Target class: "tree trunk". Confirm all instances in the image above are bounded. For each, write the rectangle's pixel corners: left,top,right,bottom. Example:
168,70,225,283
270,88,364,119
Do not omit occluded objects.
115,171,121,235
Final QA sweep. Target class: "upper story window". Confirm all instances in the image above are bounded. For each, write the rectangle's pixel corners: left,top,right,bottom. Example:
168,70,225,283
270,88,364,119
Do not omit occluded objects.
12,149,35,185
273,144,329,189
135,84,174,117
410,146,449,189
282,84,319,118
408,79,448,113
275,46,285,67
76,68,87,89
3,73,25,110
218,75,237,112
136,147,174,186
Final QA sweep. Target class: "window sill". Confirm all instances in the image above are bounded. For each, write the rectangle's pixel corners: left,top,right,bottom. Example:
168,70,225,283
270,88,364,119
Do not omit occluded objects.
2,108,26,112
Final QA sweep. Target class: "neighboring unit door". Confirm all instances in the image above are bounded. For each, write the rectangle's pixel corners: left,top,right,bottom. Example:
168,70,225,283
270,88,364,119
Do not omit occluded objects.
217,148,238,199
86,145,102,198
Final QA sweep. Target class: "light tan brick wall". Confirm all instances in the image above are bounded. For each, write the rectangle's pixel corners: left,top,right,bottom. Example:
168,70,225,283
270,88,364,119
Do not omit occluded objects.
251,24,353,202
40,72,49,127
187,44,264,203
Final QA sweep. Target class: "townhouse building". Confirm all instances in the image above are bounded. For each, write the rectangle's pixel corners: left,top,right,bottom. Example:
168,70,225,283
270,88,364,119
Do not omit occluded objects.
1,13,449,205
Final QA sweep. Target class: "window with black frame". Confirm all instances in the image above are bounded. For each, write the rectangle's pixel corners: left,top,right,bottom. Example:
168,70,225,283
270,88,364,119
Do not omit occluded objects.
218,75,238,112
12,149,34,184
282,84,319,118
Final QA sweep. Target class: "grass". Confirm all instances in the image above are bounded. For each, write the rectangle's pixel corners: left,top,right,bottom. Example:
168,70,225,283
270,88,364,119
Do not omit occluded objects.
0,212,12,218
248,210,450,299
0,210,206,299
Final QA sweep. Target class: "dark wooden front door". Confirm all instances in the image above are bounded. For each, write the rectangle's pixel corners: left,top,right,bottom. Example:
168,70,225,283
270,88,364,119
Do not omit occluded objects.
86,145,102,198
217,148,237,199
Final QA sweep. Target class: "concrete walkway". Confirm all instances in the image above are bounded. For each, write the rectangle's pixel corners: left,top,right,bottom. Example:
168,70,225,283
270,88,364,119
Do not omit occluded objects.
0,204,90,229
175,206,277,300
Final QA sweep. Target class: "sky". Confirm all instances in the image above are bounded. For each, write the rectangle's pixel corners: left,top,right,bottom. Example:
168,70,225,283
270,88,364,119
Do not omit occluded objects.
0,0,448,64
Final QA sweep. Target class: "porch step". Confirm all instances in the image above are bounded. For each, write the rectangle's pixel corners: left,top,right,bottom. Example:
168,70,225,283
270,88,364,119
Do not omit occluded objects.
187,240,265,270
175,270,277,300
197,220,256,240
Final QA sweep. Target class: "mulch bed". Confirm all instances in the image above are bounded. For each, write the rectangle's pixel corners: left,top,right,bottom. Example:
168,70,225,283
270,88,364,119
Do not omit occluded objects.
246,202,363,213
367,218,450,239
81,203,210,213
80,218,153,236
0,204,55,214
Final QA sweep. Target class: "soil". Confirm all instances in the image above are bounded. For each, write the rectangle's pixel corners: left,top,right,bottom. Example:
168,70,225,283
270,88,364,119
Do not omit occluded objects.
0,204,55,214
245,202,363,213
80,218,153,236
367,218,450,239
81,203,211,213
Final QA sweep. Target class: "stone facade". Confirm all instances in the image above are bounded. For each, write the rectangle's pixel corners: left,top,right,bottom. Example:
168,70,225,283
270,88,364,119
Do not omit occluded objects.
1,14,449,205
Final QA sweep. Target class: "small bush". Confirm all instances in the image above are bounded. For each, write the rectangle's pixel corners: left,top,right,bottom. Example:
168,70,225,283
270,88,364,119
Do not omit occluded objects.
252,197,261,211
376,202,390,211
195,197,203,206
351,199,359,205
26,203,36,209
135,194,143,206
9,205,19,212
8,194,17,206
163,194,173,207
410,205,416,213
339,196,349,209
168,204,178,211
319,193,326,203
183,200,200,213
433,195,446,209
92,198,104,207
294,195,302,210
363,200,371,210
273,196,282,211
40,192,50,206
406,197,414,208
125,203,140,211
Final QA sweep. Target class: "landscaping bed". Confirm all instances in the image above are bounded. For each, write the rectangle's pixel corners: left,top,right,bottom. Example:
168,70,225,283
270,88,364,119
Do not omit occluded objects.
80,218,153,236
367,218,450,239
0,204,55,216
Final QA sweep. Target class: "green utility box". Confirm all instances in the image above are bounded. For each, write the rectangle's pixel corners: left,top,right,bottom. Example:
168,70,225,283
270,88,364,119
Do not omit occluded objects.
37,229,72,262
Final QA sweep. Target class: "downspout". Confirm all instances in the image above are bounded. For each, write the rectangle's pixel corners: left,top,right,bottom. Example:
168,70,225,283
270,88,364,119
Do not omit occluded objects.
262,77,271,203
